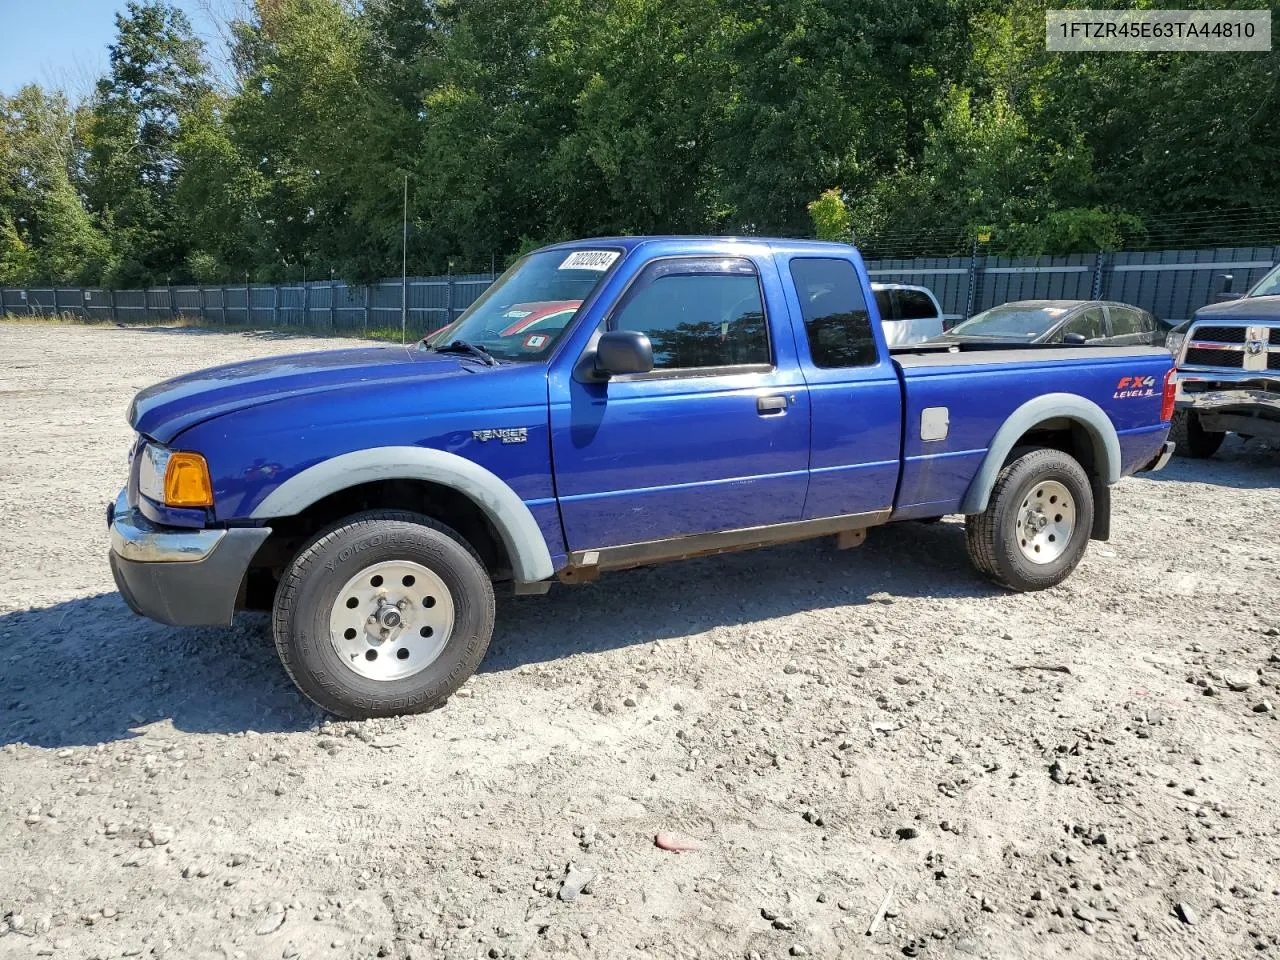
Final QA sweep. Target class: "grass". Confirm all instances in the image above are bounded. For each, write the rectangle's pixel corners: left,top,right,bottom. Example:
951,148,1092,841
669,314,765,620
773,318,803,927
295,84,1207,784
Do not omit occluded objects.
1,311,115,327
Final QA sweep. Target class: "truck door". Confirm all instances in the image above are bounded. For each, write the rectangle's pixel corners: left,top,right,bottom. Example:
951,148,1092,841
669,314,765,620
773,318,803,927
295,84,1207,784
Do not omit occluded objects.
550,255,811,551
781,255,904,520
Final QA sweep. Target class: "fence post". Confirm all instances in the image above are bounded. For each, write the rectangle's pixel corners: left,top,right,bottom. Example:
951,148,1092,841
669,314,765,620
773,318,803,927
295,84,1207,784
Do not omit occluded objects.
167,284,175,320
964,241,980,321
1091,251,1106,300
108,288,117,324
272,284,280,327
52,287,61,317
302,279,310,332
447,277,456,324
198,286,207,324
330,280,337,332
363,285,370,335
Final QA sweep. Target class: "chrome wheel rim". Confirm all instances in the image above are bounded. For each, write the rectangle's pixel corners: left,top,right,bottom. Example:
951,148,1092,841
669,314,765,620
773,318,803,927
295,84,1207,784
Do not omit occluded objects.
1015,480,1075,564
328,560,455,681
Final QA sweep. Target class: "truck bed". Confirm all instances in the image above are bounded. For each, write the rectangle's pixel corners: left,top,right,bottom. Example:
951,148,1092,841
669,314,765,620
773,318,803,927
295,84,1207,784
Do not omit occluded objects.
888,344,1173,519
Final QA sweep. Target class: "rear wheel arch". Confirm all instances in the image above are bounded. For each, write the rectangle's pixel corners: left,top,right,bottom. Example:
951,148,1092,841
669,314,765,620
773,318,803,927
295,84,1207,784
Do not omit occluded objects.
960,394,1120,515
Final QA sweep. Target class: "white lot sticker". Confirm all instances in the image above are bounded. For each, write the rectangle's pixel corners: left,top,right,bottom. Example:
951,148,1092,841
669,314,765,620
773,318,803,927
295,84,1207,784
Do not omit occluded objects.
559,250,619,271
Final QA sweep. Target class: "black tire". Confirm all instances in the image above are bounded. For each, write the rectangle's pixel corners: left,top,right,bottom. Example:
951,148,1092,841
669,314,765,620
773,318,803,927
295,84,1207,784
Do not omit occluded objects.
272,510,495,719
1168,409,1224,459
964,448,1094,592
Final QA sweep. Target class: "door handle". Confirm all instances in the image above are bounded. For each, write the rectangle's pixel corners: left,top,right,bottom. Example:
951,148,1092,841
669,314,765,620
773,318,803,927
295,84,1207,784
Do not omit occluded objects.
757,395,788,415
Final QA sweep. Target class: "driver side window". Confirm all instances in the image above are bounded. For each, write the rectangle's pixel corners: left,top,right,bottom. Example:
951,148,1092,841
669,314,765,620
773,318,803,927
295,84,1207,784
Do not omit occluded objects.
609,258,770,371
1061,307,1106,341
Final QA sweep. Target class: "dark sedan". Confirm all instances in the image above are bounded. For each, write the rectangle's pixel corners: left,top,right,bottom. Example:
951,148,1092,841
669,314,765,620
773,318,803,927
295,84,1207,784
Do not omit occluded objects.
932,300,1164,347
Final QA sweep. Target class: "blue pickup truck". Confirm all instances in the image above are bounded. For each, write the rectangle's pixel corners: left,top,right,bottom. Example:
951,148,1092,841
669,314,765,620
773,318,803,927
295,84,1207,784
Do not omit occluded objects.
108,237,1176,718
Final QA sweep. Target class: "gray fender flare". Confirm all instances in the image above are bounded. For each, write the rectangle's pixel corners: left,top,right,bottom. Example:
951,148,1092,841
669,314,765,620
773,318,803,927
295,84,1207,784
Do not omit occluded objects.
250,446,554,584
959,393,1121,515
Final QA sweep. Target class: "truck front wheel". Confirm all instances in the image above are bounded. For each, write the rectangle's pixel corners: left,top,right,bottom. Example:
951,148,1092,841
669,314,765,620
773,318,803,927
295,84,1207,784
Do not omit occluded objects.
272,510,495,719
964,448,1094,592
1168,409,1224,459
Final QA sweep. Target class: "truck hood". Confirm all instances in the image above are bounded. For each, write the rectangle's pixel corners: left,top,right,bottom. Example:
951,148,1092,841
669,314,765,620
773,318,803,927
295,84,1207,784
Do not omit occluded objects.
1194,295,1280,321
130,345,491,443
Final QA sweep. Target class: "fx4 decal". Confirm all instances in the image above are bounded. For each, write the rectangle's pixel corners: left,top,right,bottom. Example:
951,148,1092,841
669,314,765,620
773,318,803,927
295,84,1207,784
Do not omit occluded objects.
1114,375,1157,399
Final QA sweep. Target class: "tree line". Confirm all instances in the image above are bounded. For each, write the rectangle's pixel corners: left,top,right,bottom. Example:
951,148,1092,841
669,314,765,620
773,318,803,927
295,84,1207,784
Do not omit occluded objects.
2,0,1277,288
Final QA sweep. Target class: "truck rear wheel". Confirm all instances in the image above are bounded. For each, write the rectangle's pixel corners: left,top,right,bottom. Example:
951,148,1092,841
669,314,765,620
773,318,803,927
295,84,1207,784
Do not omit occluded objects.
1168,409,1224,459
964,448,1094,592
272,510,494,719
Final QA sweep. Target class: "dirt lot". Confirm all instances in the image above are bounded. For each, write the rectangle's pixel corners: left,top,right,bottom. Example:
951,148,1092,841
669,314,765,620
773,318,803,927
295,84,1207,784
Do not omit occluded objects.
1,321,1278,960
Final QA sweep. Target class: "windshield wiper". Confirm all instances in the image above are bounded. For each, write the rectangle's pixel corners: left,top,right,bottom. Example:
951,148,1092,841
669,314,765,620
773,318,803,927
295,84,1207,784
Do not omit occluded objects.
431,339,499,366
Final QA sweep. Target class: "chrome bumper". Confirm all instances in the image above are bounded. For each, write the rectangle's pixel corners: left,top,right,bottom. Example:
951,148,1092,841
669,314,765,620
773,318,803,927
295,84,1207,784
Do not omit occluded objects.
108,490,225,562
1179,388,1280,417
1174,369,1280,404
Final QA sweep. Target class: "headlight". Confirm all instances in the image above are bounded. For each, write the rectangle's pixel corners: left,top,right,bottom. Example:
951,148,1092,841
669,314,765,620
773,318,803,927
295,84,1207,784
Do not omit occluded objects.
137,445,171,502
138,444,214,508
1165,332,1186,357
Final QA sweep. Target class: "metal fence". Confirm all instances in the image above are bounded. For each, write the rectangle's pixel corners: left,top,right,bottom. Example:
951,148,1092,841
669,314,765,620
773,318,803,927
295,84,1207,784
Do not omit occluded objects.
0,274,498,340
864,246,1278,324
2,245,1276,335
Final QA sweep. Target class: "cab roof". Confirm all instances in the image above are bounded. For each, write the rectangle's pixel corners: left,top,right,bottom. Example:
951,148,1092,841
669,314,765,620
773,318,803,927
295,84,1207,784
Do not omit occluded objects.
538,236,860,257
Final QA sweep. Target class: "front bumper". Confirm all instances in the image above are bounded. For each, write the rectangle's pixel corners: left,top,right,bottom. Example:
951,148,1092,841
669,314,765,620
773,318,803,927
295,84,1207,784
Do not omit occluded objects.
1174,367,1280,403
1174,378,1280,442
108,491,271,626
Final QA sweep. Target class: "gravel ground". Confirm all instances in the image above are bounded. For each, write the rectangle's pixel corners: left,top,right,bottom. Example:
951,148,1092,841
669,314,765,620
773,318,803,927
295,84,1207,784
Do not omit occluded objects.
1,321,1278,960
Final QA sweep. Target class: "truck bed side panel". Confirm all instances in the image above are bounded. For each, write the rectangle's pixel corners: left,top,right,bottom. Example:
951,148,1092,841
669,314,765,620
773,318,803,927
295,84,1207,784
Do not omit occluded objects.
893,347,1172,516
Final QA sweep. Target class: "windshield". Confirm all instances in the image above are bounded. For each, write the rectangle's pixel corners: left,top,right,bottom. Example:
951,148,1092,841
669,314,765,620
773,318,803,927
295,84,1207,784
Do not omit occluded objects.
421,248,621,361
1248,264,1280,298
947,304,1068,341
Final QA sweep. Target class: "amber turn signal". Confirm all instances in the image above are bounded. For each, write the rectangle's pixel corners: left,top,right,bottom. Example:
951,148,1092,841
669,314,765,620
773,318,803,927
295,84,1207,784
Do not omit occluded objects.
164,452,214,508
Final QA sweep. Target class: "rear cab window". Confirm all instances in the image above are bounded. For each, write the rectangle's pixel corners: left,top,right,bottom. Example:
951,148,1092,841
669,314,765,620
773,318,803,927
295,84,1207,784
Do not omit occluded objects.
789,258,879,368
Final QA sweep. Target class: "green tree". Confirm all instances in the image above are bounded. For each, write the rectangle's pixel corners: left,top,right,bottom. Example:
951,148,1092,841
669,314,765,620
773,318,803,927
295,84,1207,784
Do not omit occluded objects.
808,188,851,241
173,92,268,281
83,1,210,285
0,85,111,285
227,0,377,280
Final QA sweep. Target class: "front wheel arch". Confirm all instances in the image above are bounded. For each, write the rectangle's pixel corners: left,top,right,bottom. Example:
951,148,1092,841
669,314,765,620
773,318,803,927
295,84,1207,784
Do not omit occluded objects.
248,446,554,584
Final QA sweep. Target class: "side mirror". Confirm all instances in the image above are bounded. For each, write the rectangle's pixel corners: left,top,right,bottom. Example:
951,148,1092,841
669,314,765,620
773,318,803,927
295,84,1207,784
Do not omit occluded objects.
594,330,654,377
1062,332,1087,345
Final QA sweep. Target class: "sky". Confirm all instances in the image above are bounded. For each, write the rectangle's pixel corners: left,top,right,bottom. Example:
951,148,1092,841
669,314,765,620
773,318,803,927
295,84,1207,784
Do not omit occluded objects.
0,0,229,97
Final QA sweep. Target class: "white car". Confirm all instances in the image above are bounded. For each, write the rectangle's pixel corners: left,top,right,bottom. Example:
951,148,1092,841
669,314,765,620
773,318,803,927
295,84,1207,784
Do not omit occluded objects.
871,283,947,345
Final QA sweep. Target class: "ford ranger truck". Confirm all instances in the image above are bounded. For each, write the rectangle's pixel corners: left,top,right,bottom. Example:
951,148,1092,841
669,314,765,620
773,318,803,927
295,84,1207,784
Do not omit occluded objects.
1165,263,1280,457
107,238,1176,719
